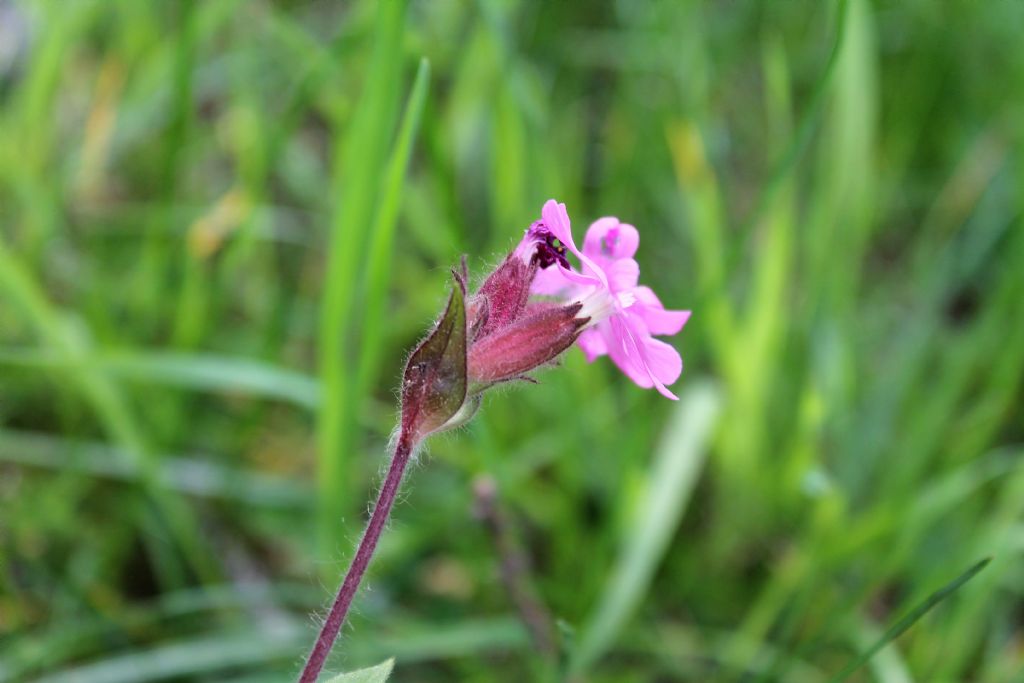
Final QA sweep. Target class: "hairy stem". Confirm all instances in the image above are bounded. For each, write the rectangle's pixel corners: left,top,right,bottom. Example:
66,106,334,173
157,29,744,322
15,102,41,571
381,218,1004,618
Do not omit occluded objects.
298,430,414,682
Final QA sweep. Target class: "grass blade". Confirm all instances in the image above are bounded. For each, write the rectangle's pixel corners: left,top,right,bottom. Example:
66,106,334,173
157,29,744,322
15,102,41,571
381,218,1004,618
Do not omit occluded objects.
317,0,407,558
826,557,992,683
356,57,431,401
733,0,849,246
0,347,319,409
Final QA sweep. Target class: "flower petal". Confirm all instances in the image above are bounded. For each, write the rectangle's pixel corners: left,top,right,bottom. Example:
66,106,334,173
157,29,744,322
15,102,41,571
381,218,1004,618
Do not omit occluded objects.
611,314,680,400
542,199,608,289
634,286,692,333
610,223,640,259
530,263,575,296
583,217,639,260
577,327,608,362
606,258,640,292
557,263,604,287
541,200,579,257
640,336,683,387
582,217,617,259
632,285,661,307
642,307,691,337
633,286,691,335
606,316,655,389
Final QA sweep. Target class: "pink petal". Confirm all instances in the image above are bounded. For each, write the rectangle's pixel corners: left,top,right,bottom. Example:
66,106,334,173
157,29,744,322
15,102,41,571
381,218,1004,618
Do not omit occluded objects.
582,218,618,259
541,200,580,257
632,286,691,335
557,263,604,288
632,285,663,308
542,199,608,290
531,264,575,296
577,327,608,362
611,223,640,258
642,307,691,336
606,258,640,292
609,314,680,400
606,316,655,389
648,373,679,400
583,218,640,260
640,336,683,386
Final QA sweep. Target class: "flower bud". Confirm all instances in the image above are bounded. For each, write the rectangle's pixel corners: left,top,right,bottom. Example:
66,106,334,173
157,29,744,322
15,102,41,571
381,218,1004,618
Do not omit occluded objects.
468,256,536,341
467,302,588,390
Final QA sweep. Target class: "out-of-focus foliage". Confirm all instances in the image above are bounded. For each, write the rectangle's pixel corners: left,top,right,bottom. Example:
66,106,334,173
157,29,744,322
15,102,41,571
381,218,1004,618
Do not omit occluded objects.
1,0,1022,681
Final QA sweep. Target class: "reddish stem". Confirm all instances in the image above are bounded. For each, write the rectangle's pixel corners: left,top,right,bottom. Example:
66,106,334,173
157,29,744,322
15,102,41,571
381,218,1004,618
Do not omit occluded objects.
297,430,414,683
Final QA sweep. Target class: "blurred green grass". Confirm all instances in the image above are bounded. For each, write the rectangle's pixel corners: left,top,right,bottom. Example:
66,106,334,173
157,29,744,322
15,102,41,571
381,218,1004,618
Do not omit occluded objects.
1,0,1022,681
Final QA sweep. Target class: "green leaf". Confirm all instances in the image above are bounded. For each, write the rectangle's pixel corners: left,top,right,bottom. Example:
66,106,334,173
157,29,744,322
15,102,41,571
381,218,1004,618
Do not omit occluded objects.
357,57,432,399
400,278,468,438
323,658,394,683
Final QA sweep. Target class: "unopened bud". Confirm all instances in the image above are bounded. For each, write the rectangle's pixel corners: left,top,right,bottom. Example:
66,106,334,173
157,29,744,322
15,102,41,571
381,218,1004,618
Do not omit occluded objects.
467,303,587,390
468,256,535,341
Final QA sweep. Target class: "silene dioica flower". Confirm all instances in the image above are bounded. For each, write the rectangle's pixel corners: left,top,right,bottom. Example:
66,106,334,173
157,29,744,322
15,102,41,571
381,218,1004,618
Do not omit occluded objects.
298,199,690,682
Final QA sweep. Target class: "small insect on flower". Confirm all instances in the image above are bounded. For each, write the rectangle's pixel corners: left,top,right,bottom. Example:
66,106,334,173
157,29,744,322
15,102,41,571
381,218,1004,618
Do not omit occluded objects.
529,200,691,400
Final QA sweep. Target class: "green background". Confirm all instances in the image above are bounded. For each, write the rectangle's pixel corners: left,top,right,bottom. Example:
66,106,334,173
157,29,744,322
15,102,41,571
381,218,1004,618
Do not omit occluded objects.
1,0,1022,681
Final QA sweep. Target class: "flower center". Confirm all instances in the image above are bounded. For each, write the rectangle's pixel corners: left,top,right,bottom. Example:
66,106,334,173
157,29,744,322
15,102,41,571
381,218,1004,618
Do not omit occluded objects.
534,235,568,269
517,221,570,270
576,285,635,329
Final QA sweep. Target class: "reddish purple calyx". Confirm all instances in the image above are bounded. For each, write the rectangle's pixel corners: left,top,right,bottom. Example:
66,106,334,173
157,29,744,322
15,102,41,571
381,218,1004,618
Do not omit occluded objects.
468,302,587,387
470,258,533,340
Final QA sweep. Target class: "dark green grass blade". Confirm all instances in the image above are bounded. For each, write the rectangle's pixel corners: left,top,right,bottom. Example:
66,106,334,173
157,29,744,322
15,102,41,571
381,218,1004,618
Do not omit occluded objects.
356,57,432,401
317,0,407,558
826,557,991,683
730,0,850,266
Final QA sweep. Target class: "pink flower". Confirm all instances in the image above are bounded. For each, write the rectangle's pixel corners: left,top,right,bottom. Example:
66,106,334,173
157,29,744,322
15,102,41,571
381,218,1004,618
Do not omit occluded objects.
530,200,690,400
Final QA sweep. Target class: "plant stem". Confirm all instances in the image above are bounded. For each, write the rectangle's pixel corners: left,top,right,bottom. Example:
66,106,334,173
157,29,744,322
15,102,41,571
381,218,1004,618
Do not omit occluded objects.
298,429,414,683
